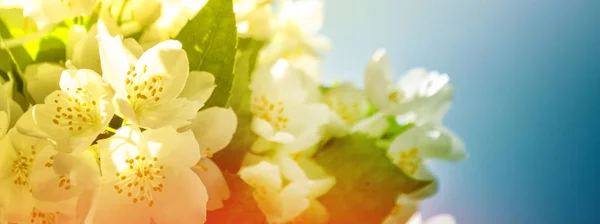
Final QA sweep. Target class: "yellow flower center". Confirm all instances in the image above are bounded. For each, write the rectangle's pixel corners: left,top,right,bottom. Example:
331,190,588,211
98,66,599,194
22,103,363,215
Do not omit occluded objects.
30,209,58,224
51,89,99,133
326,97,362,124
124,65,165,110
252,95,289,131
43,155,74,191
11,146,36,190
398,147,422,176
387,91,401,103
114,156,166,207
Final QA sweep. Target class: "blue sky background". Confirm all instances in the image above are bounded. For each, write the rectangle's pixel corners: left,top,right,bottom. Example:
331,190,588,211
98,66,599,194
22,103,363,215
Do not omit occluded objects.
319,1,600,223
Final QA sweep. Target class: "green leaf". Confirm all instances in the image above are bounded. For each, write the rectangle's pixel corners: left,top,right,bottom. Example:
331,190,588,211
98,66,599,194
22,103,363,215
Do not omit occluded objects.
34,26,69,64
35,37,66,64
207,39,265,223
313,134,431,223
0,17,33,94
205,172,267,224
0,51,11,74
175,0,237,108
236,38,264,80
211,38,264,173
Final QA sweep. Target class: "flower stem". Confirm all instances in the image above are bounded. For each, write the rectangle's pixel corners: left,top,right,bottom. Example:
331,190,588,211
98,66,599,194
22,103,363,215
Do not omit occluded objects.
0,35,24,78
0,25,53,50
117,0,130,25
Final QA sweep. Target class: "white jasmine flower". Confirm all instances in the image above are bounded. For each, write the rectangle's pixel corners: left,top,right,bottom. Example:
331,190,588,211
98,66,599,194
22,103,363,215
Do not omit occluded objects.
17,0,98,29
32,69,114,153
249,60,330,154
322,82,371,137
240,152,335,223
187,106,237,210
0,128,82,223
239,160,310,223
98,31,204,129
234,0,276,40
382,195,420,224
93,125,208,224
260,0,330,82
387,123,466,180
138,0,207,48
68,12,121,73
365,49,454,124
23,63,63,104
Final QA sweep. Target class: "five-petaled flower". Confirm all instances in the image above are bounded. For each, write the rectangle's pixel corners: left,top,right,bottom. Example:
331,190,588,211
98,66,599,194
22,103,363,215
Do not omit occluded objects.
92,125,208,224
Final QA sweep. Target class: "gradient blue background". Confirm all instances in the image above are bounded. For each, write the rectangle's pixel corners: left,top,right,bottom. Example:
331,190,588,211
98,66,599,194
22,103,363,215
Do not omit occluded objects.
319,1,600,223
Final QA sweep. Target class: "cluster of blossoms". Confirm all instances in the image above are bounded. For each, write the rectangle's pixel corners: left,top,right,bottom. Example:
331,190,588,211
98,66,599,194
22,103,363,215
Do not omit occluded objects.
0,0,466,223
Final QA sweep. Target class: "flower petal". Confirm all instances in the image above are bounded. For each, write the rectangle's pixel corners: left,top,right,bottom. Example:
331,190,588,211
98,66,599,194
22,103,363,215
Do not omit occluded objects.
383,195,420,224
0,180,34,223
351,112,390,138
279,182,311,222
190,107,237,157
31,149,83,202
134,40,189,101
98,33,130,94
365,49,394,111
151,167,208,224
280,0,323,34
92,185,152,224
23,63,63,104
191,158,229,211
274,152,308,183
52,150,102,188
137,97,203,129
425,214,456,224
123,38,144,60
179,71,216,104
143,127,200,168
239,161,282,192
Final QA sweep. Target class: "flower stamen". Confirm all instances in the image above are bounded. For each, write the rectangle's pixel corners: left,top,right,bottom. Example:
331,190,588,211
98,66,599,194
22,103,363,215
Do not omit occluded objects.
114,156,166,207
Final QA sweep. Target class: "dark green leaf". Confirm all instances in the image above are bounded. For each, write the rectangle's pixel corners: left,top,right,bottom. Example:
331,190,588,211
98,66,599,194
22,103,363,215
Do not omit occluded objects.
175,0,237,108
35,37,66,63
211,38,264,173
207,39,265,223
314,134,431,223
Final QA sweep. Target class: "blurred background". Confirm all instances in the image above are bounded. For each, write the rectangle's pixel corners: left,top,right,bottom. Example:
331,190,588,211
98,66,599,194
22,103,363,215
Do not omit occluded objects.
320,1,600,223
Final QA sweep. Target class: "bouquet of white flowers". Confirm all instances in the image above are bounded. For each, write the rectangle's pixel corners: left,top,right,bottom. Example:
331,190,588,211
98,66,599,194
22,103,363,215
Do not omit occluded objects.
0,0,467,223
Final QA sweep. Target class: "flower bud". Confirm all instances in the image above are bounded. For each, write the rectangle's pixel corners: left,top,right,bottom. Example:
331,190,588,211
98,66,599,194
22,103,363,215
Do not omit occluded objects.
23,63,63,104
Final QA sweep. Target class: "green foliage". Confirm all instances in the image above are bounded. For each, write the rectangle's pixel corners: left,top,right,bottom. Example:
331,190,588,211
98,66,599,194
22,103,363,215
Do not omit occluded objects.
34,26,69,64
313,134,431,223
211,38,264,173
207,38,265,223
35,37,66,64
0,17,33,96
175,0,237,108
